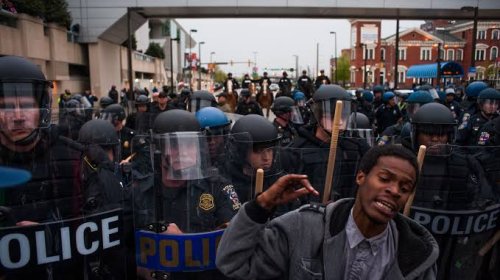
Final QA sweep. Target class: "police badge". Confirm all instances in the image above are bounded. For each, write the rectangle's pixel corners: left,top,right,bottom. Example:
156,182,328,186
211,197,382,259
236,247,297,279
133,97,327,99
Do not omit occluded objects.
199,193,215,211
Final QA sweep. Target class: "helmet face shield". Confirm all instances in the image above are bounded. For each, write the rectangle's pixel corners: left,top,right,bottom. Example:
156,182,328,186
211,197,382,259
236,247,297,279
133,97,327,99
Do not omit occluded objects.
412,124,456,155
479,99,499,116
0,82,51,130
290,106,304,125
313,99,351,132
344,129,375,147
154,132,211,181
189,99,213,112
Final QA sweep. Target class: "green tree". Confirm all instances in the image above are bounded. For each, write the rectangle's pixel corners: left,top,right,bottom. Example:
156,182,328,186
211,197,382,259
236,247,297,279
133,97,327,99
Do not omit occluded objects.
44,0,72,29
214,66,227,83
336,54,351,87
122,34,137,50
145,42,165,59
10,0,44,18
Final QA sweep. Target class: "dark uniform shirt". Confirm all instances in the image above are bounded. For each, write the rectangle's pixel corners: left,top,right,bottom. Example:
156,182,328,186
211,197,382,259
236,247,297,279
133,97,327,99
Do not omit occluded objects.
375,104,402,135
241,78,253,89
235,101,263,116
456,112,496,146
445,100,462,121
314,75,331,89
474,115,500,146
273,119,296,147
297,75,313,99
278,77,292,97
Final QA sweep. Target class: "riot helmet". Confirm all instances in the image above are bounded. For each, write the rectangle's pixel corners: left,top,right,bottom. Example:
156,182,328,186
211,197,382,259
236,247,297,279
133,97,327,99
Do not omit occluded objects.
100,104,126,126
477,88,500,117
135,94,149,106
465,81,489,99
78,119,120,163
382,91,395,103
272,96,303,124
362,90,374,103
410,103,456,152
153,110,211,180
195,107,231,136
372,85,384,100
311,84,352,132
419,84,439,100
406,90,434,120
188,90,217,112
0,56,52,148
99,96,114,109
293,91,306,107
195,107,231,163
282,71,288,77
230,115,281,172
346,112,374,146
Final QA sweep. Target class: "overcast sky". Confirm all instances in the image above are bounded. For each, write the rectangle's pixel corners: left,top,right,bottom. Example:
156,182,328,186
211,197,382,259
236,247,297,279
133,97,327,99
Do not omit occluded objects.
176,18,424,78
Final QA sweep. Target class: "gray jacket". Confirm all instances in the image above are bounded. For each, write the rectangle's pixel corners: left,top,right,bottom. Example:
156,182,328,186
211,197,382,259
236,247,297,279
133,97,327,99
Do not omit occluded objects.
217,198,439,280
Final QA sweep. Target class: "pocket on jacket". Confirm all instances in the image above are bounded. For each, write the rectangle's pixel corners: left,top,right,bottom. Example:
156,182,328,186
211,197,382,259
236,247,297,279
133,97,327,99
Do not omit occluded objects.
293,258,323,280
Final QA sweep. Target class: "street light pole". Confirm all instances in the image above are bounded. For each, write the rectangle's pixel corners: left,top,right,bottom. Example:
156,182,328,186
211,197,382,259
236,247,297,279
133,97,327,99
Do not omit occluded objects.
437,42,442,89
360,43,368,89
198,41,205,90
170,37,179,92
189,29,197,90
210,51,215,63
330,31,337,84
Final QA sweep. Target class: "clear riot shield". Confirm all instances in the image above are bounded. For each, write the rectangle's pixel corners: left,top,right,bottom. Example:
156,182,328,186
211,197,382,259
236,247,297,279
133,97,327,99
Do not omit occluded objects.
54,108,96,140
132,132,240,279
409,145,500,280
126,111,157,134
0,129,128,279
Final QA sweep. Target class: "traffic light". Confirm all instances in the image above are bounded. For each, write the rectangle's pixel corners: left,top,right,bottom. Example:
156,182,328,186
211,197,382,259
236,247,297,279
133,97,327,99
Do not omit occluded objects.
290,68,294,72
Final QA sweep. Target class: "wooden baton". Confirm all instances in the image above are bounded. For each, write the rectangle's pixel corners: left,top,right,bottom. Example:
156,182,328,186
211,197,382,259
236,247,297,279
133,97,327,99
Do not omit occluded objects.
322,100,344,204
403,145,427,216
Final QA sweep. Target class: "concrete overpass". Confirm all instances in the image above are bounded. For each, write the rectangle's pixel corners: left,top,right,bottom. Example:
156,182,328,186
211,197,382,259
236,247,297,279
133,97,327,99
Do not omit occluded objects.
69,0,500,44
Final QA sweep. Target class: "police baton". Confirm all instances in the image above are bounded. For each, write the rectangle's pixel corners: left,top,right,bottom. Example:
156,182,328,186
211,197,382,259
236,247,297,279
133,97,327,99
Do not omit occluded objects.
403,145,427,216
322,100,343,204
479,230,500,257
255,168,264,195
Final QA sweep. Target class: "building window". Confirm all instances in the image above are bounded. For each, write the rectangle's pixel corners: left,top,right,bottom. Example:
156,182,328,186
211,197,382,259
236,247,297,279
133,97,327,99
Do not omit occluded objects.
351,49,355,60
350,70,356,83
398,48,406,61
491,47,498,60
493,30,500,40
368,48,375,60
475,49,486,61
477,30,486,40
446,49,455,61
398,70,406,83
420,47,432,61
456,49,464,61
380,48,386,61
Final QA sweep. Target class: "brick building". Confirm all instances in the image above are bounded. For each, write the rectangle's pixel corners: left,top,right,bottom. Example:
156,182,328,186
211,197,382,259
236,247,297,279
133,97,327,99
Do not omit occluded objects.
348,19,500,89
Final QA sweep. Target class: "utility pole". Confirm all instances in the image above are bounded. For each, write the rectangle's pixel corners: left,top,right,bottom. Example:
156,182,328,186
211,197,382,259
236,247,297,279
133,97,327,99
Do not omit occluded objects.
330,31,338,84
188,29,197,90
360,43,368,89
437,42,442,89
170,37,179,92
316,43,319,77
394,18,400,90
293,55,299,79
198,41,205,90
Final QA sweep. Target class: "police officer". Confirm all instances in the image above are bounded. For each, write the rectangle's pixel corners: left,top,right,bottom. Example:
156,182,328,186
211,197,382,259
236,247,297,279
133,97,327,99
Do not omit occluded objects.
150,91,175,118
292,91,311,125
195,107,232,168
357,90,374,125
291,84,370,201
125,94,149,132
0,56,84,279
131,109,240,280
456,87,500,146
296,70,313,99
223,72,239,99
223,114,283,204
258,72,272,94
408,102,457,154
101,104,136,161
444,87,462,121
278,71,292,97
372,84,385,110
77,119,129,279
241,73,253,89
271,96,299,147
188,90,217,112
314,69,331,90
375,91,402,135
235,89,263,116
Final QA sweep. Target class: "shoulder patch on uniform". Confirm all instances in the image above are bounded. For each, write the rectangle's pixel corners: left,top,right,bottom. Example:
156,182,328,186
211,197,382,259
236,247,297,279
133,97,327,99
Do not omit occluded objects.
199,193,215,211
222,185,241,210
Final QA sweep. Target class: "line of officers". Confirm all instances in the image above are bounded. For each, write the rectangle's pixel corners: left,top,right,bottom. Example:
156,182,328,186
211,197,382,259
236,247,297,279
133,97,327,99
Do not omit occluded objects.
0,55,499,280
